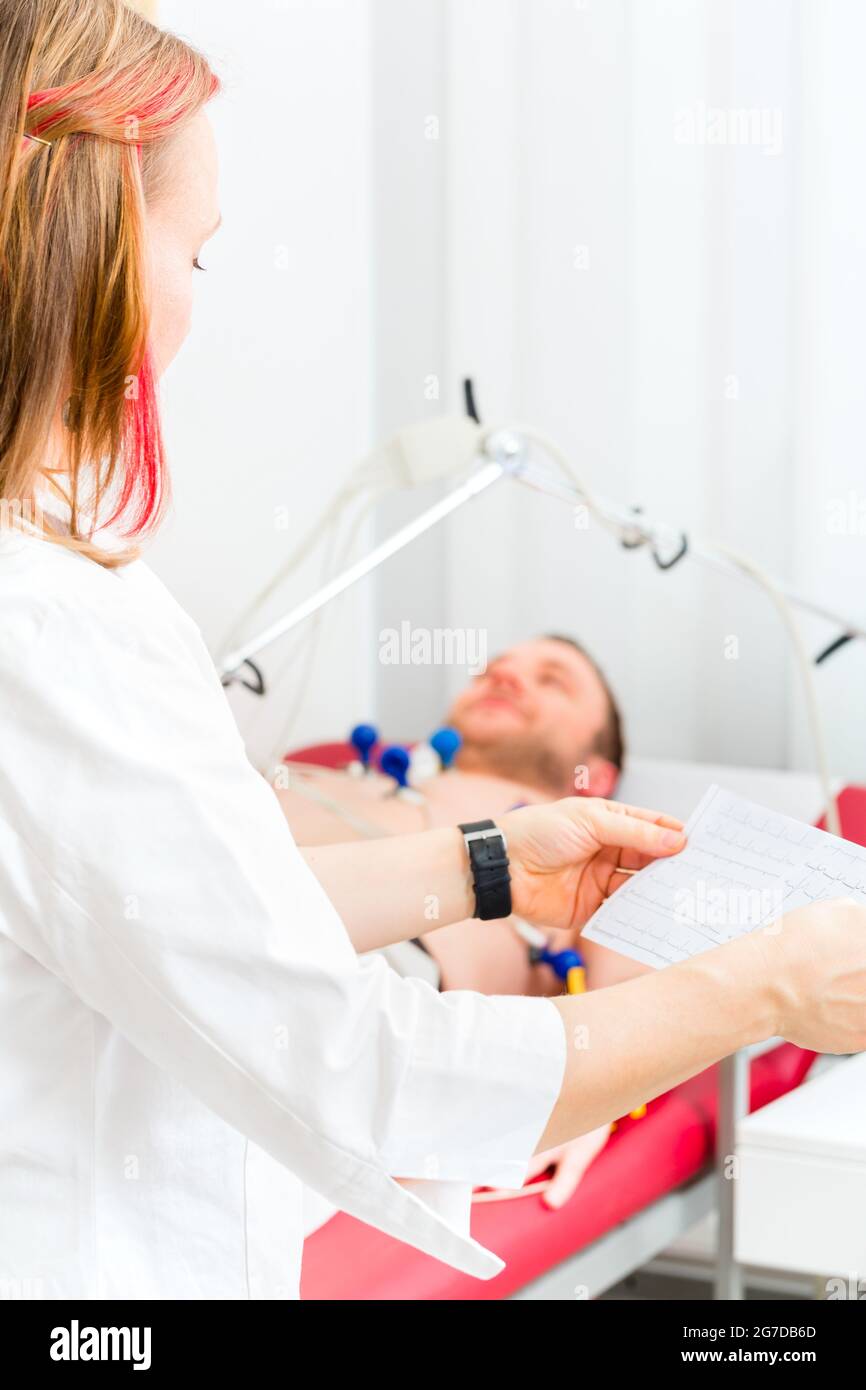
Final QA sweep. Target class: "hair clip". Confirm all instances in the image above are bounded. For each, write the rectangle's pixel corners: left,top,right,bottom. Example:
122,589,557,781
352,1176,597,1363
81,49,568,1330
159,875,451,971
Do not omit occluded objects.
22,131,52,148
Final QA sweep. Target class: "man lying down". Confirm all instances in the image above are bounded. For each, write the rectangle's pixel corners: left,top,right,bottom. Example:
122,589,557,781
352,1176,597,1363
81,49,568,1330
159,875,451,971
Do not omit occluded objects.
275,635,651,1212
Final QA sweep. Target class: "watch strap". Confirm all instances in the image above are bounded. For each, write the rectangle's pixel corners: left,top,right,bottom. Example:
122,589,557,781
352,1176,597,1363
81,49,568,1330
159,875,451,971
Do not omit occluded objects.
458,818,512,921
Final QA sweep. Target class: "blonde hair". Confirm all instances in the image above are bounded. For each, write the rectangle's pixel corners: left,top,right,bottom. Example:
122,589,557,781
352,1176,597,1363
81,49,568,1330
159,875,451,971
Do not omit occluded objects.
0,0,220,566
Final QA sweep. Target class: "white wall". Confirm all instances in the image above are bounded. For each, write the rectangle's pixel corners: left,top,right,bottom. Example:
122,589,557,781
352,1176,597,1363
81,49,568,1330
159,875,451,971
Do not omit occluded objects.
368,0,452,744
439,0,864,781
150,0,376,770
149,0,866,782
441,0,771,769
787,0,866,775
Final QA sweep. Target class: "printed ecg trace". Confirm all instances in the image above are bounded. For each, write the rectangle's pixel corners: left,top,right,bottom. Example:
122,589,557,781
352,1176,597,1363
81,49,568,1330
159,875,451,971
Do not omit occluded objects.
582,785,866,969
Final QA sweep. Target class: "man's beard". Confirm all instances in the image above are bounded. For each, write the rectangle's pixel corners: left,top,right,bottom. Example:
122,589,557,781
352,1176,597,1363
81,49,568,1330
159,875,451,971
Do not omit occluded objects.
456,733,584,798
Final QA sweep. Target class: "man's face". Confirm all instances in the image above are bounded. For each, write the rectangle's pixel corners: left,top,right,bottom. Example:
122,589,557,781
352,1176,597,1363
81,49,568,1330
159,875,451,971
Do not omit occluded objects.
445,638,614,794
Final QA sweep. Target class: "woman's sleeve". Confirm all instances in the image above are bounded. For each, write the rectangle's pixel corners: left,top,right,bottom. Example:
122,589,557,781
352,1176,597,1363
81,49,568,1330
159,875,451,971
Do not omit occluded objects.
0,576,567,1276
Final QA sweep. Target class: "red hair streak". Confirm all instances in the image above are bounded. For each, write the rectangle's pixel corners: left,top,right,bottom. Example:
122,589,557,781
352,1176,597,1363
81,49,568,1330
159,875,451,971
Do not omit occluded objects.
104,347,167,537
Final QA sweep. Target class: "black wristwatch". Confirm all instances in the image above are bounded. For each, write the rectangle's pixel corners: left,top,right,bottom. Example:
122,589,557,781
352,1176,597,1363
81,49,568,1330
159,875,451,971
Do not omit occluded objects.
458,819,512,921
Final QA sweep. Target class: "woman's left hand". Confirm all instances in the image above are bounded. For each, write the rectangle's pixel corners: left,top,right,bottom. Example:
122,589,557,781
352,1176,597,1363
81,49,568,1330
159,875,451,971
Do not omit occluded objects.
499,797,686,933
523,1124,613,1208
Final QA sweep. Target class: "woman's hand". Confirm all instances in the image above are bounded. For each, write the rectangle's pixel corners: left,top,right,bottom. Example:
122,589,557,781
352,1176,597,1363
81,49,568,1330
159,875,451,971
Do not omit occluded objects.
522,1124,612,1208
746,897,866,1053
499,797,686,933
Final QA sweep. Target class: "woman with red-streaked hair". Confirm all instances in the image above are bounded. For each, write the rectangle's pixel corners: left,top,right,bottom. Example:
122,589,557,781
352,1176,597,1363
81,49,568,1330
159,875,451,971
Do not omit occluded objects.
2,0,866,1303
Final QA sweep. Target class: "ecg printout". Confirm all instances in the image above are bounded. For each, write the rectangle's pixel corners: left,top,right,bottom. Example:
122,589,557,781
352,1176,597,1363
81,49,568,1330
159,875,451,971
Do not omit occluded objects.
582,784,866,969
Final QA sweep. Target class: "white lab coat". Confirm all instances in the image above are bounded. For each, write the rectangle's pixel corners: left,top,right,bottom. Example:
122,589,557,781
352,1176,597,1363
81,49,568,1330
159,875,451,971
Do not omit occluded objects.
0,520,566,1299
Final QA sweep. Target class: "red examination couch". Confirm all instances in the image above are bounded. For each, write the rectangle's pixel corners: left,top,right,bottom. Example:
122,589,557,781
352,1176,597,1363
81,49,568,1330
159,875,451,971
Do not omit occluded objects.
285,747,866,1300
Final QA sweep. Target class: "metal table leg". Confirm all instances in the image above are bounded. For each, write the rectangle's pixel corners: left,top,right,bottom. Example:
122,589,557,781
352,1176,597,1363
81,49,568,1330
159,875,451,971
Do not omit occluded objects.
715,1049,750,1299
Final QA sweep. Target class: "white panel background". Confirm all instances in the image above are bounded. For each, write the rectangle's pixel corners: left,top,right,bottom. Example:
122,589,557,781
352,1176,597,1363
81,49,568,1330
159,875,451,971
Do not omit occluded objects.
146,1,866,781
